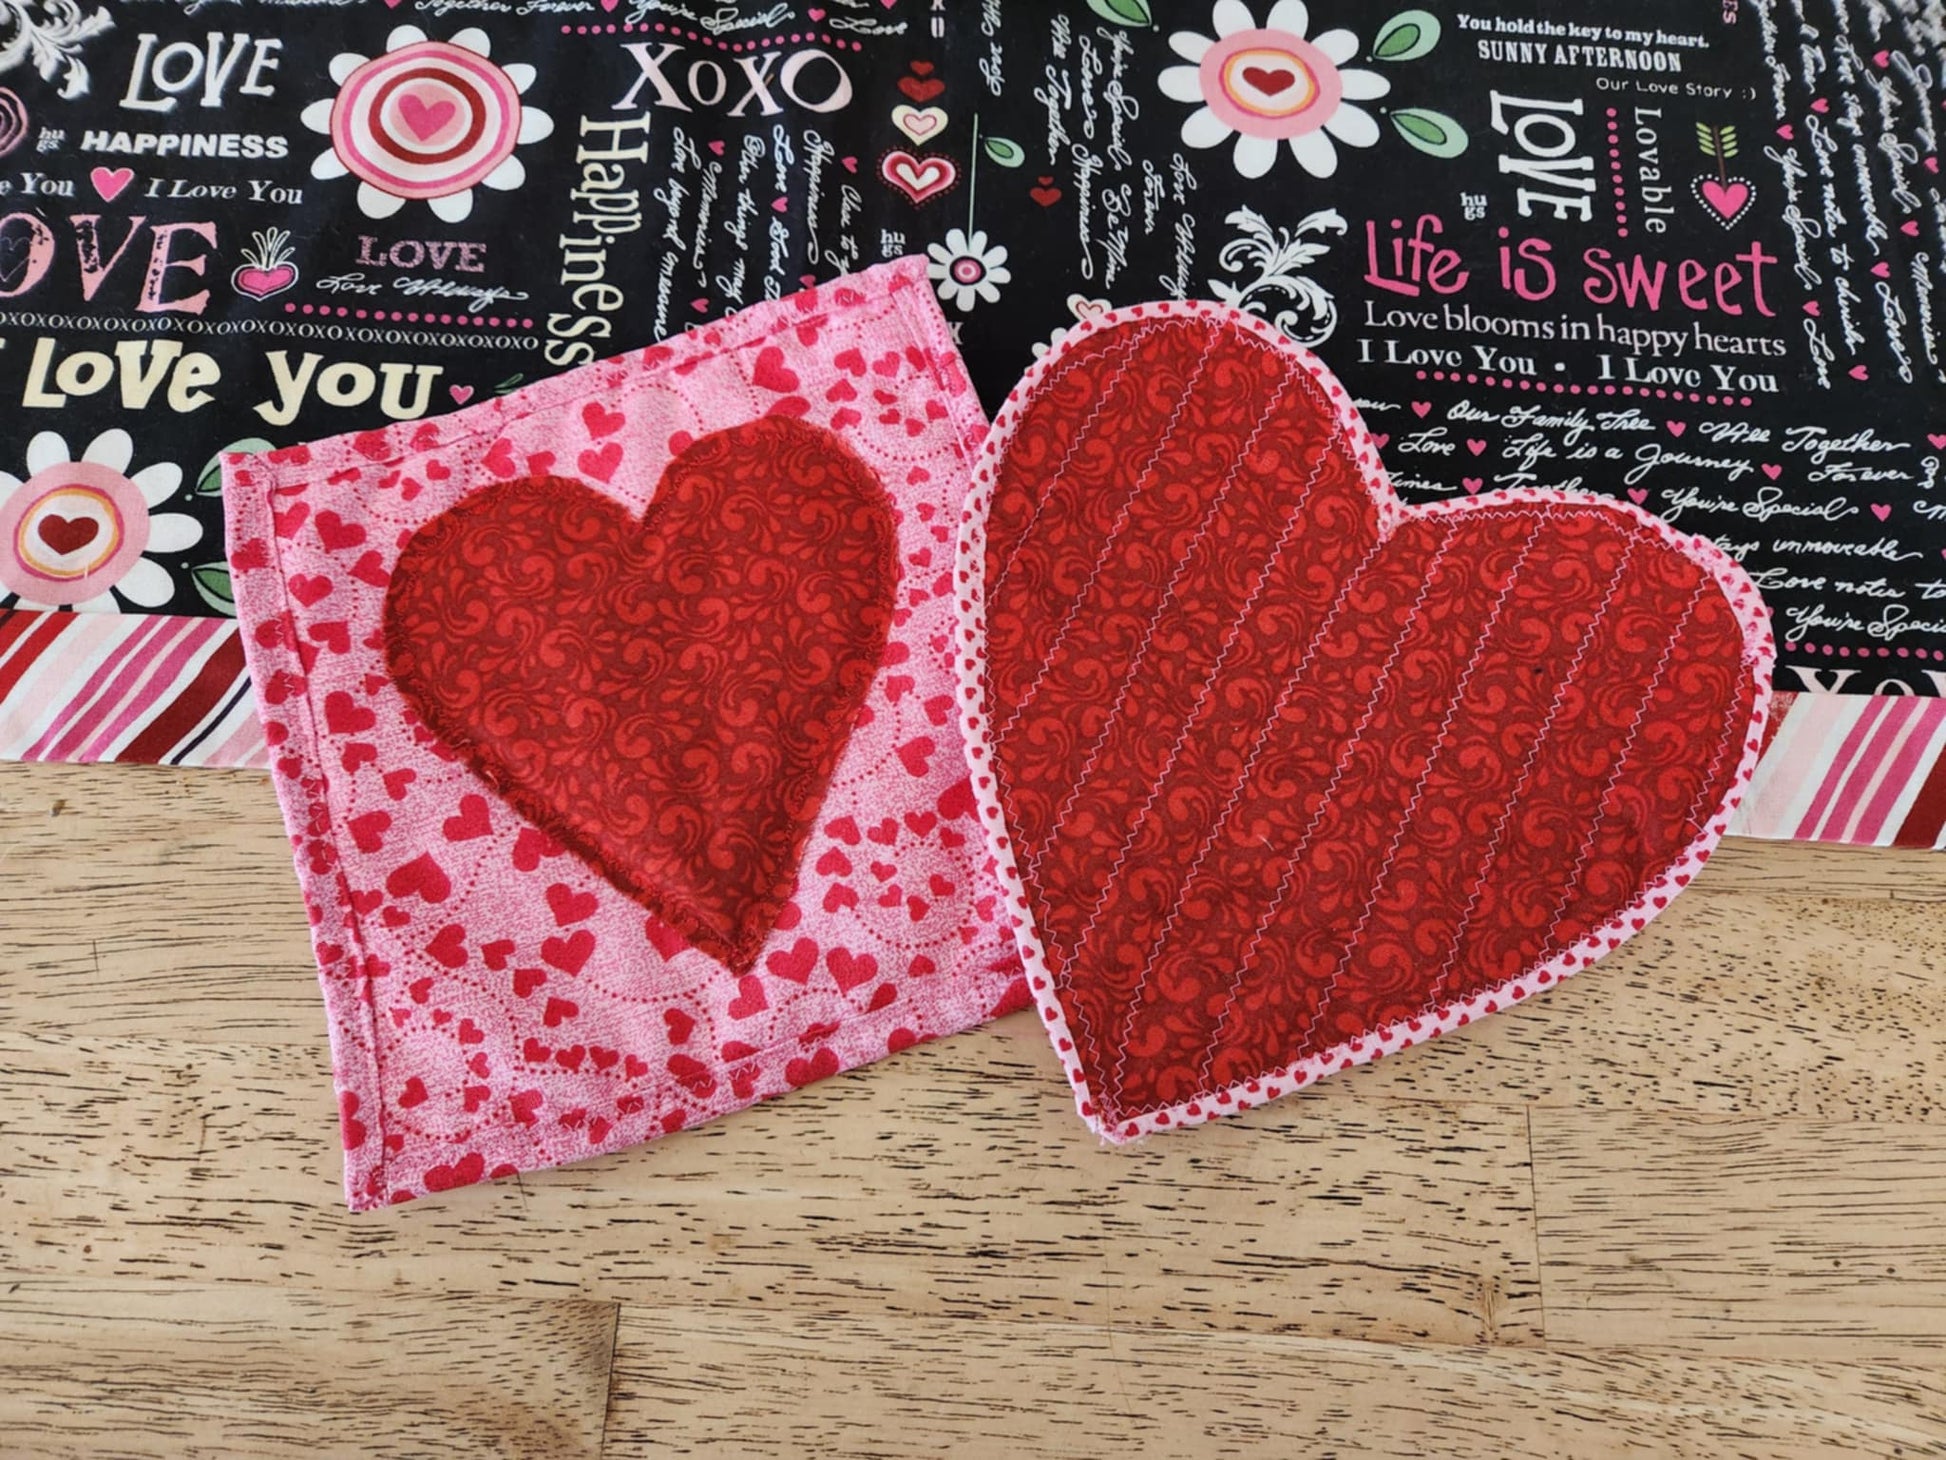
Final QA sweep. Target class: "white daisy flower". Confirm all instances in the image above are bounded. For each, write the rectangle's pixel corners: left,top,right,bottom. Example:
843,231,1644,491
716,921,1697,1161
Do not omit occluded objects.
0,430,201,612
302,26,554,223
1159,0,1391,179
926,229,1013,312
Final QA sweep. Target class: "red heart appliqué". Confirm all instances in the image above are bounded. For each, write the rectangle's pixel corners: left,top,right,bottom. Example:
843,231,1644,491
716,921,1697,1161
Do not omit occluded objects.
957,306,1771,1141
385,416,897,973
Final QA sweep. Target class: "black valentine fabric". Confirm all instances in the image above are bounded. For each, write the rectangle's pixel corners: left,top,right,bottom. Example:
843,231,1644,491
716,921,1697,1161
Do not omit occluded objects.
0,0,1937,699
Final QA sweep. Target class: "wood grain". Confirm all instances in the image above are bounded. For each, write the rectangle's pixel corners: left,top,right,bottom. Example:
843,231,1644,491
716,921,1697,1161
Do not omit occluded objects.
1349,890,1946,1121
0,765,315,1043
1535,1110,1946,1358
0,1022,1542,1346
605,1310,1946,1460
3,758,1944,1457
0,1282,616,1460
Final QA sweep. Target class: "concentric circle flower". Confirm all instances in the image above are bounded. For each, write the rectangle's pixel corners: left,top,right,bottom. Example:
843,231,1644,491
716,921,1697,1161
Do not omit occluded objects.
0,430,201,612
302,26,553,223
1160,0,1389,179
926,229,1012,312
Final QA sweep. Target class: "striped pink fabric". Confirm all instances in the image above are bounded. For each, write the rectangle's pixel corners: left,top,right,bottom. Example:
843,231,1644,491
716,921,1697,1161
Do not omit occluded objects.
0,610,261,768
10,609,1946,850
1730,691,1946,846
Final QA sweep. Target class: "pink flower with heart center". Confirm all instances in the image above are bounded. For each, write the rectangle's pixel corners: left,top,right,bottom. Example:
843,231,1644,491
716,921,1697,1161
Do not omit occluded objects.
0,430,202,612
301,24,554,223
1160,0,1390,179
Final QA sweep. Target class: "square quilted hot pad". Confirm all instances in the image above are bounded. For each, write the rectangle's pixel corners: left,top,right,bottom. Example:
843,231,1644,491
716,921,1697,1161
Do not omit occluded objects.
226,259,1024,1209
955,303,1775,1143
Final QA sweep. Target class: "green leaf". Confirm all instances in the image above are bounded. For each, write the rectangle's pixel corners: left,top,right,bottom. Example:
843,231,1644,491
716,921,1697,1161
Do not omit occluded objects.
1372,10,1442,62
190,562,236,616
983,136,1026,168
1389,108,1469,158
1085,0,1151,26
196,437,273,496
1697,122,1740,160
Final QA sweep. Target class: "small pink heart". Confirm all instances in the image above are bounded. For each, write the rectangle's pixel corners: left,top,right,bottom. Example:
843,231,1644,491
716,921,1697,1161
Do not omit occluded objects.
1927,157,1941,174
1761,463,1783,481
1410,401,1432,418
397,92,457,143
89,165,133,201
1370,433,1390,450
709,140,726,156
449,384,473,405
841,156,858,173
1699,178,1750,221
1804,300,1821,316
232,262,297,300
808,5,825,15
1904,220,1921,236
1776,123,1794,140
691,297,709,313
1666,421,1687,437
600,0,619,10
772,196,789,213
1627,488,1649,505
1811,97,1830,113
1928,434,1946,450
1466,439,1488,456
1461,477,1483,495
1851,364,1870,381
1874,49,1891,67
1872,261,1892,278
892,104,947,143
1871,503,1892,521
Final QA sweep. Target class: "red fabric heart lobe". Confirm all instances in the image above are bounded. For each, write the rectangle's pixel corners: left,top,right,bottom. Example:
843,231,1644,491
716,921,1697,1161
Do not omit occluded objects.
385,415,897,973
966,309,1769,1138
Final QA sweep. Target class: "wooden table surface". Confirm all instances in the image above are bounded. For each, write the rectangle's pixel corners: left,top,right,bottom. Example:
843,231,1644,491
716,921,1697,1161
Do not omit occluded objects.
2,759,1943,1459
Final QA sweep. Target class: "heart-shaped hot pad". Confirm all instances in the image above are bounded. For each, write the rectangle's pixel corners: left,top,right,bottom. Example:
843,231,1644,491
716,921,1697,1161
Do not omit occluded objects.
956,304,1772,1141
386,415,897,974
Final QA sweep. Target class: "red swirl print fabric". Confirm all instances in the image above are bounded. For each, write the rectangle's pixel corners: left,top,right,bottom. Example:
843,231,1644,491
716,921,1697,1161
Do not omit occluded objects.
384,422,897,975
956,304,1774,1142
224,260,1024,1210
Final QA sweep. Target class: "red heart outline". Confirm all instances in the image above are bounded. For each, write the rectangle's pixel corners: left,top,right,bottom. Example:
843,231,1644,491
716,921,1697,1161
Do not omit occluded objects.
955,303,1774,1143
880,149,957,205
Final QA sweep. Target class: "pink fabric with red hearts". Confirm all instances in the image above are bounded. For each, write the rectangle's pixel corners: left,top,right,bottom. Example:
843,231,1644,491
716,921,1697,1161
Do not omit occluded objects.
224,260,1025,1209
